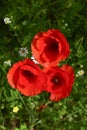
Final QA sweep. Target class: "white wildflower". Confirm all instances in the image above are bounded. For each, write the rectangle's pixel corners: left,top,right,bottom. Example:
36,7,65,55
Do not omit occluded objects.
65,23,68,27
76,69,85,77
18,47,28,57
68,116,73,122
4,60,11,66
4,17,11,24
31,56,39,64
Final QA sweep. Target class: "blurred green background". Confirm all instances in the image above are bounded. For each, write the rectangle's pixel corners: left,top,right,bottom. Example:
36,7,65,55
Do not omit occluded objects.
0,0,87,130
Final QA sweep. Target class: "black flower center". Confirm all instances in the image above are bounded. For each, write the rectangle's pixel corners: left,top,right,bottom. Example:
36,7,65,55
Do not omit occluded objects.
44,38,59,62
46,39,59,52
22,70,36,82
24,70,34,77
51,77,59,84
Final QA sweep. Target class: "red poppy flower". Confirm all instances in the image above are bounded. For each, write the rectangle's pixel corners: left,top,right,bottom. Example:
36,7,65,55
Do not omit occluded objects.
7,58,46,96
31,29,70,68
43,64,74,102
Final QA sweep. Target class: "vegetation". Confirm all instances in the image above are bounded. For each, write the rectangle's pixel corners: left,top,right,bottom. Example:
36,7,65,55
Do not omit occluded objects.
0,0,87,129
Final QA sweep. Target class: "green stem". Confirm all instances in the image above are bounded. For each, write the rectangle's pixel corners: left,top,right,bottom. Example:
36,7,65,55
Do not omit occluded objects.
17,91,35,123
62,109,82,121
10,22,23,47
74,59,87,66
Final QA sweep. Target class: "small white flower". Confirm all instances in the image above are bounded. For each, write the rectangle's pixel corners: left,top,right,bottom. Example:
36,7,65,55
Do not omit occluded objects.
77,69,85,76
13,106,19,113
65,23,68,27
4,17,11,24
68,116,73,122
4,60,11,66
18,47,28,57
31,56,39,64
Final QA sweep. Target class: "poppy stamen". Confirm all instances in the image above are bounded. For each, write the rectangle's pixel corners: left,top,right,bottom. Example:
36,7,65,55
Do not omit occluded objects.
51,77,59,84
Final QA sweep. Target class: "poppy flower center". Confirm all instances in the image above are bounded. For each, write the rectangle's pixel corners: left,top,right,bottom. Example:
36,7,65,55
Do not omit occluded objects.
43,38,59,62
22,70,36,82
47,40,59,52
51,77,59,84
23,70,33,76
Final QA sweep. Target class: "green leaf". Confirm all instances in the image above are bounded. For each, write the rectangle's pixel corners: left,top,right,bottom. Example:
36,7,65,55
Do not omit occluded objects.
20,123,27,130
10,89,18,98
75,37,84,57
0,126,6,130
14,128,20,130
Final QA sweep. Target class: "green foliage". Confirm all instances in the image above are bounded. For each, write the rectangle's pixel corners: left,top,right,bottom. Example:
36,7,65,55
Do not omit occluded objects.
0,0,87,130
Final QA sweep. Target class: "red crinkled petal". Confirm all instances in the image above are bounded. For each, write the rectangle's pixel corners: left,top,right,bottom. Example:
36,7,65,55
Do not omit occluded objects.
7,58,46,96
17,71,45,96
61,64,75,86
31,29,70,68
50,93,63,102
7,61,24,88
17,64,46,96
43,65,74,102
